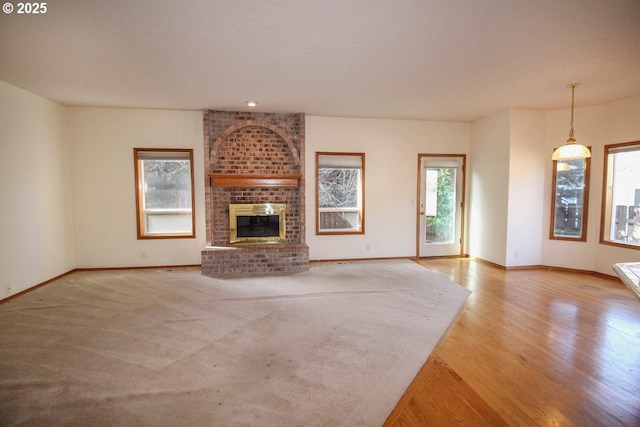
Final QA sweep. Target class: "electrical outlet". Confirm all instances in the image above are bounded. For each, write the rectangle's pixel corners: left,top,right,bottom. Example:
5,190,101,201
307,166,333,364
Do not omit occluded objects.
5,284,11,295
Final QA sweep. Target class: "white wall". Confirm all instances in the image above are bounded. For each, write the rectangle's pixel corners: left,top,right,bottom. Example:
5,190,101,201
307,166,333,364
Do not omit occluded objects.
69,108,206,268
305,116,471,261
505,110,546,266
596,96,640,271
63,97,640,273
542,95,640,275
3,82,637,290
541,105,604,270
0,81,75,299
469,111,511,266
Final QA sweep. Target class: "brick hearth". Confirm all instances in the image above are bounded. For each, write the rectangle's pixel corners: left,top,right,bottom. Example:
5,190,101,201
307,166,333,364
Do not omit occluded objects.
201,110,309,277
201,243,309,277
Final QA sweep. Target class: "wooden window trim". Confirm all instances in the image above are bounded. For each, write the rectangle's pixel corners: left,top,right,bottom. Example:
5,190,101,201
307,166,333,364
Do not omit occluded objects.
549,149,591,242
134,148,196,239
599,141,640,250
316,152,365,235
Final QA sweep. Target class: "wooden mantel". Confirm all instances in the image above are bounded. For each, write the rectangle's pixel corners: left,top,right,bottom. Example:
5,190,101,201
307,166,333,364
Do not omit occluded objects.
209,173,301,188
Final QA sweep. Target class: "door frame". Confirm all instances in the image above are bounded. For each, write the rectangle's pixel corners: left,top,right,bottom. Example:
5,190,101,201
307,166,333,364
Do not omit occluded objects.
415,153,467,259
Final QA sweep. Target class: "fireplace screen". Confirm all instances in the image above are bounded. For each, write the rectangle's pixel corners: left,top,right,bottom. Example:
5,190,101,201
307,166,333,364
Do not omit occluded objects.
229,204,286,244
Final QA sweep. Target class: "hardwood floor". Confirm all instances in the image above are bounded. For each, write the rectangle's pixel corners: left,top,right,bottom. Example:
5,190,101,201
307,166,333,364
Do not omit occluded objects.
384,258,640,427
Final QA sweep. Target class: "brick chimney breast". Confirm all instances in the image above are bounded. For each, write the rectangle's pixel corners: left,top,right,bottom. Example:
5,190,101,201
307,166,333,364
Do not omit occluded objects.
201,110,308,277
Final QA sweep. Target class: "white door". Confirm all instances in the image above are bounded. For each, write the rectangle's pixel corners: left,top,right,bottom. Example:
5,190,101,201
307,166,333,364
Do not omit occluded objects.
419,155,464,257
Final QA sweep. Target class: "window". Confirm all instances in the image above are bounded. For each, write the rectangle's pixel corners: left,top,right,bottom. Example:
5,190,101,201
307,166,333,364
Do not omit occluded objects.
134,148,195,239
550,152,590,241
316,152,365,234
601,141,640,249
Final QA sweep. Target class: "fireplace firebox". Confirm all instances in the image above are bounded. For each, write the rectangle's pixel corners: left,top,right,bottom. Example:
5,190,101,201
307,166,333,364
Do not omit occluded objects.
229,204,286,244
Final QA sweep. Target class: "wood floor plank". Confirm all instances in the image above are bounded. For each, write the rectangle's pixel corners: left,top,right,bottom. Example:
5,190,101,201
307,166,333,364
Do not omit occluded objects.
384,258,640,427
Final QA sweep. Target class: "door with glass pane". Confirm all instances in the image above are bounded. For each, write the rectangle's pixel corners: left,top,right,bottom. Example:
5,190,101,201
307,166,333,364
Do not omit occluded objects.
419,155,464,257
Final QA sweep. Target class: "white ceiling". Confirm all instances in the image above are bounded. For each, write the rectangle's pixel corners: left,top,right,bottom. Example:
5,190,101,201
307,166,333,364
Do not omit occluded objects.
1,0,639,122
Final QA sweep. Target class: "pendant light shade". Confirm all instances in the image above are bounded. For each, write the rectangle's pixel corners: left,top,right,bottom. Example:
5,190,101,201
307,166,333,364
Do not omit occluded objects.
551,143,592,161
551,83,591,161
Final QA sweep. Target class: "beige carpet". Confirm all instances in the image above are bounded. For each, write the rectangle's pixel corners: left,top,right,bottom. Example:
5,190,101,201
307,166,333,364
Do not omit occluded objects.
0,259,470,427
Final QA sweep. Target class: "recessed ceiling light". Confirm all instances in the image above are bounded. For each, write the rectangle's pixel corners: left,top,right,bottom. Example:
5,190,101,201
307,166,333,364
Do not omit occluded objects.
247,101,257,107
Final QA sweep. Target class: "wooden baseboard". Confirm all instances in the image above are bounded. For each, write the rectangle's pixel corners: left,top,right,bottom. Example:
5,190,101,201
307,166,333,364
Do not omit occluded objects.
0,264,202,304
417,254,470,260
3,258,622,304
1,269,76,304
74,264,201,272
309,256,412,264
470,256,621,282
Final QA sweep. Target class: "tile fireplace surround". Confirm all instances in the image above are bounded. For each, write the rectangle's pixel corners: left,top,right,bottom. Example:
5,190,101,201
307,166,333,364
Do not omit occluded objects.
201,110,309,277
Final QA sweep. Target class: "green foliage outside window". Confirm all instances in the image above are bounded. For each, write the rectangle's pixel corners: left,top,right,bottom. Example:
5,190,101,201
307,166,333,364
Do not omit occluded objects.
426,168,455,242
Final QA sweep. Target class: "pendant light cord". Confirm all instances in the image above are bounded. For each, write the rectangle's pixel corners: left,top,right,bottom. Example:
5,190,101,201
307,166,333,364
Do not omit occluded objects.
568,83,579,140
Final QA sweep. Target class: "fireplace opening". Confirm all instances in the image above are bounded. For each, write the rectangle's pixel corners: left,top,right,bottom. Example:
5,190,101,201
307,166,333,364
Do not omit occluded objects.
229,204,286,244
237,215,280,238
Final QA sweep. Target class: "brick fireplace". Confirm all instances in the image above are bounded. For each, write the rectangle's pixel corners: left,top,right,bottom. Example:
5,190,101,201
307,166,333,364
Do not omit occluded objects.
201,110,309,277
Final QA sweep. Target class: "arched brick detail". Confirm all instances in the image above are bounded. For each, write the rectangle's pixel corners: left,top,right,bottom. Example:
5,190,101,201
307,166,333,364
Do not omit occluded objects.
211,120,300,164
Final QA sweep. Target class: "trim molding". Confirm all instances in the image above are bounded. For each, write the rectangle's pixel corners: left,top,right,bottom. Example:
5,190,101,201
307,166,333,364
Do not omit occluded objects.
310,256,411,264
74,264,201,272
1,269,75,304
0,264,202,304
471,256,621,282
3,258,623,304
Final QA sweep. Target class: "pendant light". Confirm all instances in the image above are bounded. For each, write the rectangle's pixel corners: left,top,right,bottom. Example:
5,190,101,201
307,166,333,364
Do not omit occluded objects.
551,83,591,161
